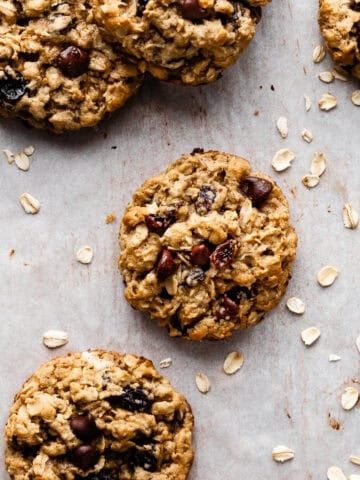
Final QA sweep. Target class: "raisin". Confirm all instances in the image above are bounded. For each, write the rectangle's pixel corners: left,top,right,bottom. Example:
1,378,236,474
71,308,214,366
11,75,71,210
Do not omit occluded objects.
210,240,236,269
195,185,217,215
156,248,178,281
0,71,27,103
216,295,239,319
129,449,157,472
145,214,174,236
240,176,273,207
57,46,89,78
108,386,151,412
189,243,211,267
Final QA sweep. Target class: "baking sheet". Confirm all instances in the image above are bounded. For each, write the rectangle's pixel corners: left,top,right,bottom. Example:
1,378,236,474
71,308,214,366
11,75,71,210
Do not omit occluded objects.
1,1,359,479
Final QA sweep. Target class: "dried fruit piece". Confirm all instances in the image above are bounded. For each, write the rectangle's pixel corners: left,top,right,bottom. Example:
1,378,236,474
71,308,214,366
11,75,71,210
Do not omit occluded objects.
313,44,326,63
42,330,69,348
210,240,235,269
14,151,30,171
156,248,178,280
0,70,27,103
318,71,334,83
341,386,359,410
271,148,295,172
351,90,360,106
317,266,339,287
327,466,347,480
343,203,359,229
302,174,320,188
223,352,244,375
272,445,295,463
108,386,151,412
304,94,312,111
57,46,89,78
3,148,14,163
76,246,93,264
301,129,313,143
159,357,172,368
19,193,40,214
349,454,360,466
301,327,321,346
276,117,288,138
286,297,305,314
328,354,341,362
240,176,273,206
105,213,116,224
145,214,174,235
310,152,326,176
319,93,337,111
195,185,216,215
195,372,210,393
216,294,239,319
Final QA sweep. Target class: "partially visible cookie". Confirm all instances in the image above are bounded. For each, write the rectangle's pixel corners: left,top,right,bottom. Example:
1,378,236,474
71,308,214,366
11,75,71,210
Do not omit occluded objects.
0,0,143,133
5,350,194,479
319,0,360,79
93,0,271,85
119,150,297,341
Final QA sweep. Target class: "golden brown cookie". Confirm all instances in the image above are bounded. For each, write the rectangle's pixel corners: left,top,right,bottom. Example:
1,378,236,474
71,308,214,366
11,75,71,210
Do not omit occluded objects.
5,350,194,479
119,150,297,341
318,0,360,79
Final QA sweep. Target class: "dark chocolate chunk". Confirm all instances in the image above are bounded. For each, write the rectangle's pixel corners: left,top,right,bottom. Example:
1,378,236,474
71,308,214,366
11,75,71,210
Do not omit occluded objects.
210,240,235,269
129,449,157,472
216,295,239,319
182,0,208,20
57,46,89,78
195,185,216,215
108,386,151,412
137,0,149,15
156,248,178,281
70,413,99,442
0,70,27,103
240,176,273,207
71,445,100,470
189,243,211,267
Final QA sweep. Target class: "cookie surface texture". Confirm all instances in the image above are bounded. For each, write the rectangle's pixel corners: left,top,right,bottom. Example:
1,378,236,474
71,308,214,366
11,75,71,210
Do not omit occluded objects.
5,350,194,479
93,0,271,85
319,0,360,79
0,0,143,133
119,150,297,341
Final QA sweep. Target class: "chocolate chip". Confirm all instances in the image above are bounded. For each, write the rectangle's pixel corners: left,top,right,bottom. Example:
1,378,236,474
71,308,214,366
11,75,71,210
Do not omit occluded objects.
70,413,99,442
156,248,178,281
186,268,205,287
137,0,149,15
108,386,151,412
145,214,174,236
0,71,27,103
216,295,239,319
195,185,217,215
210,240,235,269
189,243,211,267
240,176,273,207
71,445,100,470
182,0,208,20
57,46,89,78
129,449,157,472
352,1,360,10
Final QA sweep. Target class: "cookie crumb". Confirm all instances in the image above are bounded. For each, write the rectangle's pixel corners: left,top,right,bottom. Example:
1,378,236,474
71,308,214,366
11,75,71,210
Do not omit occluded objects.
328,412,341,430
105,213,116,224
9,249,15,257
253,109,260,116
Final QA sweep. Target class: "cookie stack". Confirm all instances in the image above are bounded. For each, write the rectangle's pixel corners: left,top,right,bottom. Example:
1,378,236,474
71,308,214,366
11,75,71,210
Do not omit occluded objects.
0,0,271,133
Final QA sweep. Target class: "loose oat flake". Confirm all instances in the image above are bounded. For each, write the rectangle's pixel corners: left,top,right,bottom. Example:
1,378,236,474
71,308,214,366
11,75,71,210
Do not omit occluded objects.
302,174,320,188
327,466,347,480
286,297,305,314
304,94,312,112
319,93,337,111
313,44,326,63
341,386,359,410
301,327,321,346
3,148,14,164
277,117,288,138
23,145,35,156
343,203,359,229
19,193,40,214
356,335,360,353
332,67,350,81
348,475,360,480
319,71,334,83
349,454,360,466
195,372,210,394
317,266,339,287
302,129,313,143
76,246,94,264
271,148,295,172
43,330,69,349
310,151,326,176
14,151,30,171
351,90,360,106
272,446,295,463
223,352,244,375
328,354,341,362
159,357,172,369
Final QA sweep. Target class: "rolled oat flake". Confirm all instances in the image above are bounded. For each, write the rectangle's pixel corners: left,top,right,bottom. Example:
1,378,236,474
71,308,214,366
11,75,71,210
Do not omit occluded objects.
195,372,210,394
341,386,359,410
43,330,69,349
301,326,321,346
286,297,305,314
327,466,347,480
223,352,244,375
317,266,339,287
76,245,94,264
272,445,295,463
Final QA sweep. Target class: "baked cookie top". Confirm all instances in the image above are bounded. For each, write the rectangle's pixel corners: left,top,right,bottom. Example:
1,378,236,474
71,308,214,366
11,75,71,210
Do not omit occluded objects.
319,0,360,79
0,0,143,133
93,0,271,85
119,150,297,341
5,350,194,480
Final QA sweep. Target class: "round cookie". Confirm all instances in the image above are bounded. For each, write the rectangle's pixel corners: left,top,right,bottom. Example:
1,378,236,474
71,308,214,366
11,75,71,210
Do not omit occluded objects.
93,0,271,85
0,0,143,133
5,350,194,479
119,150,297,341
318,0,360,79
